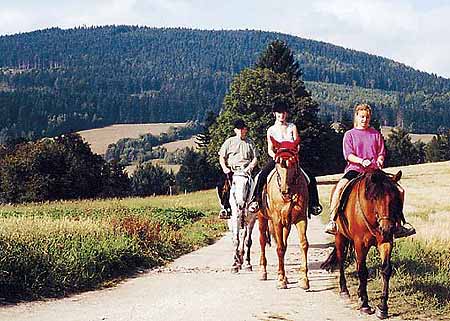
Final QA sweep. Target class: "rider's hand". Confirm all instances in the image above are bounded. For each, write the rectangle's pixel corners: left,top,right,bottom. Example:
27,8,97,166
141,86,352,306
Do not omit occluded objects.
376,156,384,169
223,167,231,174
361,159,372,168
243,166,252,175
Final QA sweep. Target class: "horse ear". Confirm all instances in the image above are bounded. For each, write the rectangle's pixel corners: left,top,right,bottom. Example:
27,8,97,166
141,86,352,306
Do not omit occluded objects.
393,170,402,182
270,136,280,149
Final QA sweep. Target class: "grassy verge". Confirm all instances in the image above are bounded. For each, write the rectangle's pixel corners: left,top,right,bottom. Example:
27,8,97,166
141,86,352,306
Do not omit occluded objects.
342,239,450,320
0,191,226,301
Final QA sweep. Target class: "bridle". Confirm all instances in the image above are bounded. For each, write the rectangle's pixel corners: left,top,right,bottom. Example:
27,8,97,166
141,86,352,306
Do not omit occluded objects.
355,179,394,237
230,171,251,206
274,148,301,196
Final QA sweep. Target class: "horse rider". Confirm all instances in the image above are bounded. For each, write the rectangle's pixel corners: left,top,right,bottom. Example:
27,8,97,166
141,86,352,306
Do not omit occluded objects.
324,103,416,238
217,119,258,219
248,99,322,216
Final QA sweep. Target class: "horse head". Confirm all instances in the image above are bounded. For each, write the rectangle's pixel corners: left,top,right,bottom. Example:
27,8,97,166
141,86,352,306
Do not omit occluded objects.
230,171,251,212
270,136,300,195
364,169,402,238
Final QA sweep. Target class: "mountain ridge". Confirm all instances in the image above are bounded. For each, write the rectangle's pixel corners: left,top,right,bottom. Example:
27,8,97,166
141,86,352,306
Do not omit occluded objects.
0,25,449,141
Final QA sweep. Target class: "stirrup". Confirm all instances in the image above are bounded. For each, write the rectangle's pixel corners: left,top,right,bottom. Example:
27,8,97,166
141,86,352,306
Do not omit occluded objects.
310,204,323,216
324,220,337,235
394,222,416,239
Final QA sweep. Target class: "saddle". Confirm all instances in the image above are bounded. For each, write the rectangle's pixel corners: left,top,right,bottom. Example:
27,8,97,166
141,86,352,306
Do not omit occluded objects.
337,174,365,216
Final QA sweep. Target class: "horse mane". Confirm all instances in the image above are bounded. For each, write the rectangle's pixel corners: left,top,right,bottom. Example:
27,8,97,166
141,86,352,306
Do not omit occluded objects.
364,170,399,201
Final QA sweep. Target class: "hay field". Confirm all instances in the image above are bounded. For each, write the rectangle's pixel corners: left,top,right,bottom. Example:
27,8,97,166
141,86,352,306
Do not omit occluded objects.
78,123,187,155
160,136,198,152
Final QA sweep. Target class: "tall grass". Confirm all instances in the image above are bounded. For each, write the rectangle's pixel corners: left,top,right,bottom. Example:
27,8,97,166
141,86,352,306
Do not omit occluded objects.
0,192,225,301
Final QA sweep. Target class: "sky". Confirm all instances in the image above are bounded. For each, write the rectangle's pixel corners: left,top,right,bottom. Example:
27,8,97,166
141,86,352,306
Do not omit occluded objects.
1,0,450,78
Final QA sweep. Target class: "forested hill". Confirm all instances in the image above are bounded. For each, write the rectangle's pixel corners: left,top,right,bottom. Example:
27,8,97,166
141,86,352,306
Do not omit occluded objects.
0,26,449,141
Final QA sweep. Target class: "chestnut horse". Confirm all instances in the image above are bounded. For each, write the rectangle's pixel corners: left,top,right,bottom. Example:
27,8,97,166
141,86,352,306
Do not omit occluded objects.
258,137,309,289
321,169,402,319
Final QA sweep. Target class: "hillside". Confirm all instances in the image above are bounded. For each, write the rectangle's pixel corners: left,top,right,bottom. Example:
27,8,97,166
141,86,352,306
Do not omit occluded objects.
1,26,450,142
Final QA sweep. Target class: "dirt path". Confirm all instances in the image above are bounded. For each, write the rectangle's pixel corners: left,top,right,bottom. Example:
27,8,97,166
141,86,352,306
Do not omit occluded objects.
0,216,400,321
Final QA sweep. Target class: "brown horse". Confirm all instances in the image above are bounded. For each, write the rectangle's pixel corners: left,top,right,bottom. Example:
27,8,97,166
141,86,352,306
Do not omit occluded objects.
321,169,403,319
258,137,309,289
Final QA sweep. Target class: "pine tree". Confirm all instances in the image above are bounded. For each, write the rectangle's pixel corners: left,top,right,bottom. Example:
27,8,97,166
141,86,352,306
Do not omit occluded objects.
385,127,423,166
255,40,301,81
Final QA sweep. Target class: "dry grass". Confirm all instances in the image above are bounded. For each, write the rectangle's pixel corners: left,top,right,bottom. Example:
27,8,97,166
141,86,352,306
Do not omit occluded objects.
124,160,181,176
78,123,187,155
160,136,198,152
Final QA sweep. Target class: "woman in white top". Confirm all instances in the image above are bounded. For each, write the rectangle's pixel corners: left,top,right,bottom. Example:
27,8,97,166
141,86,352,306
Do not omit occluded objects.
249,100,322,215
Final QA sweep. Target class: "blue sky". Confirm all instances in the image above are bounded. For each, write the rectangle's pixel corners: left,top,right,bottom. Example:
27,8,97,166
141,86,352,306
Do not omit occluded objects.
1,0,450,78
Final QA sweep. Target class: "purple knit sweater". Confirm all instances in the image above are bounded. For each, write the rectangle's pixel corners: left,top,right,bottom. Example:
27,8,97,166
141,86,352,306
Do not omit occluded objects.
343,127,386,173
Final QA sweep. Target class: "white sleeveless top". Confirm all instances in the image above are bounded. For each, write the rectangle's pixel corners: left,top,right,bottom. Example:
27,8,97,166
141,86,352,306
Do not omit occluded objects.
267,122,296,142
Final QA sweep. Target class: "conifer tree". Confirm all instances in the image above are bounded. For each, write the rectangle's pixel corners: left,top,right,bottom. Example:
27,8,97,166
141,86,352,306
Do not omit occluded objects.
255,40,301,81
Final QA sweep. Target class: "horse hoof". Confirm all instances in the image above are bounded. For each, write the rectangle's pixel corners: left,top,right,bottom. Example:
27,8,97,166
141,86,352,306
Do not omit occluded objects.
360,306,375,315
231,266,239,274
243,264,252,272
375,307,388,319
299,279,310,290
339,291,350,300
259,272,267,281
277,281,287,289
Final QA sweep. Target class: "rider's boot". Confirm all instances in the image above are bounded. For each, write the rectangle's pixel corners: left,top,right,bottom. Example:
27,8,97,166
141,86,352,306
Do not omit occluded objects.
248,196,261,213
393,222,416,238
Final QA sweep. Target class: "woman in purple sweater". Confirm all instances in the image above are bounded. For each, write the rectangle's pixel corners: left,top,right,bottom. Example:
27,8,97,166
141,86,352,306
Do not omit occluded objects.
324,103,415,238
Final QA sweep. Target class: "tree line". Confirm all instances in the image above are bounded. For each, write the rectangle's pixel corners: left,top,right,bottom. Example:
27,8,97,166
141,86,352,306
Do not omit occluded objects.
1,26,450,144
1,40,450,204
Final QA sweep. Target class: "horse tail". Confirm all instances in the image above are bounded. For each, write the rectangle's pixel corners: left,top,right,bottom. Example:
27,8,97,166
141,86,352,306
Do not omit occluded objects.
320,242,352,272
320,246,338,271
264,220,272,247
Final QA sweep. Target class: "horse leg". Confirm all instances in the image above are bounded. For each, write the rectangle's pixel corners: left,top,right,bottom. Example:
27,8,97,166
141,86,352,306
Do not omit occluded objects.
229,207,241,273
376,242,393,319
295,219,309,290
243,214,256,271
274,223,288,289
238,225,246,267
335,233,350,298
258,215,268,280
354,241,374,314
